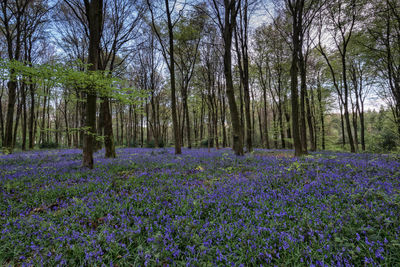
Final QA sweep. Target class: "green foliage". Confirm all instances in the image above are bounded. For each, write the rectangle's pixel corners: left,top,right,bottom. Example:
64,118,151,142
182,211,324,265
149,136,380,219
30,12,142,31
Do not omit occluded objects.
200,139,214,148
0,59,147,105
39,142,59,149
145,139,165,148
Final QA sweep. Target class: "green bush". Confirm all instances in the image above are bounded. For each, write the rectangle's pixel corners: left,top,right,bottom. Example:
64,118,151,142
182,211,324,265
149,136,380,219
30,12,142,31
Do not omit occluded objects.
39,142,59,149
126,140,139,147
200,138,214,148
145,139,165,148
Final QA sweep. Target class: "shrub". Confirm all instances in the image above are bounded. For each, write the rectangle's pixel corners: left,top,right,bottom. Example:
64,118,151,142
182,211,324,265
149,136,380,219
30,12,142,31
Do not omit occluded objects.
145,139,165,148
200,138,214,148
39,142,59,149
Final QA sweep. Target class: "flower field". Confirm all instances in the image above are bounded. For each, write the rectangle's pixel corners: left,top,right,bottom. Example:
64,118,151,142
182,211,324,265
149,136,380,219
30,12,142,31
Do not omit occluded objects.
1,148,400,266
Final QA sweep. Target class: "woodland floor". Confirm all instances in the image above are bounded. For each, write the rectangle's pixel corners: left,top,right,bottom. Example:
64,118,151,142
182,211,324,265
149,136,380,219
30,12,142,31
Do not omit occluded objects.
1,148,400,266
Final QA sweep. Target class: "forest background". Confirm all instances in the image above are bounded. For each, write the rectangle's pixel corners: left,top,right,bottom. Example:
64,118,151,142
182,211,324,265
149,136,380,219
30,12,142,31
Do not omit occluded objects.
0,0,399,168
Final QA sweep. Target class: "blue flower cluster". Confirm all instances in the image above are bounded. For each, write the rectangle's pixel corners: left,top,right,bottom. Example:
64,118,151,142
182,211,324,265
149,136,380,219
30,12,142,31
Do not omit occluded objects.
0,148,399,266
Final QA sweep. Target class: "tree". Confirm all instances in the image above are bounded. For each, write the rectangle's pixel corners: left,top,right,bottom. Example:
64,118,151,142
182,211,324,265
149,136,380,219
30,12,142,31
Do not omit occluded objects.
147,0,183,154
286,0,305,156
82,0,103,168
209,0,244,156
175,5,206,149
0,0,31,153
366,0,400,138
317,0,363,153
98,0,141,157
234,0,257,152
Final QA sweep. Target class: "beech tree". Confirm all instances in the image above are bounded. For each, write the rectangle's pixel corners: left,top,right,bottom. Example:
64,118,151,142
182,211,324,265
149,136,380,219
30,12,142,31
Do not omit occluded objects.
147,0,183,154
209,0,244,156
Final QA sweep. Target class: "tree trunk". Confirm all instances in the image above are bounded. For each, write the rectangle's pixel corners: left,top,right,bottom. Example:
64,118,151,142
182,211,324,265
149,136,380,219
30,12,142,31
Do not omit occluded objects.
13,91,22,148
262,82,270,149
290,32,302,155
317,73,325,150
305,88,315,151
40,91,47,145
0,89,4,145
272,107,278,148
73,98,79,148
299,52,308,153
4,79,17,152
341,51,355,152
224,33,243,155
46,91,50,143
83,0,103,169
103,97,115,157
258,108,263,147
220,86,227,148
64,98,71,147
28,49,35,149
284,95,292,149
21,83,27,150
120,106,124,146
339,98,345,148
278,104,285,149
165,0,181,154
200,94,205,141
182,89,191,149
360,104,365,151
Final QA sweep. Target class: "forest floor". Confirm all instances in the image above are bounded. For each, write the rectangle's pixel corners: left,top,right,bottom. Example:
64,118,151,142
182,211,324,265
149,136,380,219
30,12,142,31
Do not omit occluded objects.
1,148,400,266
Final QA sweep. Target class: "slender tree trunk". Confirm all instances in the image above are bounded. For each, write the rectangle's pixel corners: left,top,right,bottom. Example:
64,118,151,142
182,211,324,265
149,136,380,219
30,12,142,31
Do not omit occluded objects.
182,90,191,149
305,88,315,151
13,91,22,148
238,82,245,149
116,104,120,145
310,85,317,150
103,97,115,157
215,1,243,155
4,79,17,152
339,98,345,148
133,105,138,146
221,89,227,148
21,84,27,150
200,94,205,141
290,10,303,156
120,106,124,146
317,73,325,150
278,104,285,149
351,94,359,151
141,103,144,147
299,52,308,153
262,84,270,149
64,98,71,147
34,95,40,147
273,108,278,148
258,108,263,147
55,99,59,146
284,95,292,149
192,109,199,147
150,94,159,147
163,0,181,154
40,91,47,145
0,89,4,145
342,53,355,153
73,99,79,148
46,91,50,143
213,97,219,149
360,103,365,151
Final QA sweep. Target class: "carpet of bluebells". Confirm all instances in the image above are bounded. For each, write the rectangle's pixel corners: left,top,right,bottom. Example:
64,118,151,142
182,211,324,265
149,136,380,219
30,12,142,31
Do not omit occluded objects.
1,148,400,266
